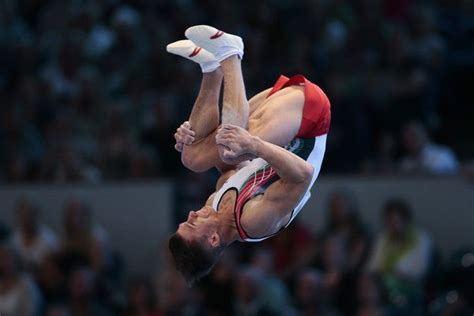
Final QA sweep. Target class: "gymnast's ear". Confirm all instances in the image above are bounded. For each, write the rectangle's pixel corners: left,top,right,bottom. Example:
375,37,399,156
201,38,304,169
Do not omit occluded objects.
209,232,221,248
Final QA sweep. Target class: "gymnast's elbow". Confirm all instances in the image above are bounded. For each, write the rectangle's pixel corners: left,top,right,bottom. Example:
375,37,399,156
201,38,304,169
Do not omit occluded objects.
299,163,314,184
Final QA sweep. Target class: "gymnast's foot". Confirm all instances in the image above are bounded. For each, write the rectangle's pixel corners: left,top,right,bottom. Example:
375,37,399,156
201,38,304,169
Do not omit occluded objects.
185,25,244,62
166,39,220,73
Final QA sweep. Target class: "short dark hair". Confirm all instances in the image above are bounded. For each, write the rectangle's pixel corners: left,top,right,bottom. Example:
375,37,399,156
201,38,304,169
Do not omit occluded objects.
168,233,224,286
383,198,412,223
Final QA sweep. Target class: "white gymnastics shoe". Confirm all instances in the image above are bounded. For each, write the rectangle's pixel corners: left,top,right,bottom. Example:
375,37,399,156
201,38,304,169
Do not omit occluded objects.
166,39,220,73
185,25,244,62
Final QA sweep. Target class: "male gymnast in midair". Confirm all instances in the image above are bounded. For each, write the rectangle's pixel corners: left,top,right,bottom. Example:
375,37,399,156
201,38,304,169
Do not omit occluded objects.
166,25,331,285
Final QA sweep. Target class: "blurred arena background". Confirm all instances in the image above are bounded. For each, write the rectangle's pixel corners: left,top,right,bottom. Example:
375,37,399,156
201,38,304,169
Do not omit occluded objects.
0,0,473,315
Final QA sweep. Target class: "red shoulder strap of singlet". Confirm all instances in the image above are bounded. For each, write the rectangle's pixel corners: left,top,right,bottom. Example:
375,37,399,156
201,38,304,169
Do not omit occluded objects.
266,74,310,97
285,74,307,86
267,75,290,97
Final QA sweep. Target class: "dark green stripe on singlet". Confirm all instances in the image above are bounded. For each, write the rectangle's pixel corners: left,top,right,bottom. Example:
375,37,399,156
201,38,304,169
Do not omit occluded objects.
287,137,316,160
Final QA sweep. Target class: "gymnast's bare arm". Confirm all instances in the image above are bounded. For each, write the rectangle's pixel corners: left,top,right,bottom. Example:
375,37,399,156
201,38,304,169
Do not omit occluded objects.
215,124,313,237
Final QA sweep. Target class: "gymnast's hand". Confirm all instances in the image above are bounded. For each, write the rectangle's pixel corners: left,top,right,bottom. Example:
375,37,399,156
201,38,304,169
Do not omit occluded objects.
174,121,195,152
215,124,257,162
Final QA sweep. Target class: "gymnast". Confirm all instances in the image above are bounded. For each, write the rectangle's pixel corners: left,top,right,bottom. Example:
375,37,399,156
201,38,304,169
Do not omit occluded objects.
167,25,331,285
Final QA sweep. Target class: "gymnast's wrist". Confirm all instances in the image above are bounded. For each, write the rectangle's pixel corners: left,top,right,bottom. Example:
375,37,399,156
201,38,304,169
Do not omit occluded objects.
249,136,263,156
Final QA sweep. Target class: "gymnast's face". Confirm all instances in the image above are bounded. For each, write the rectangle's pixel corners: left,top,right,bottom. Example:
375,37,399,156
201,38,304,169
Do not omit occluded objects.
177,206,220,245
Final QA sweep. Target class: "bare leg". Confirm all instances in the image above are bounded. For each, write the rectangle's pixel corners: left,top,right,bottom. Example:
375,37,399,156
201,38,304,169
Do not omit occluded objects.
181,54,303,171
220,56,250,127
188,68,223,139
183,56,252,169
181,68,231,172
181,76,304,171
218,56,251,163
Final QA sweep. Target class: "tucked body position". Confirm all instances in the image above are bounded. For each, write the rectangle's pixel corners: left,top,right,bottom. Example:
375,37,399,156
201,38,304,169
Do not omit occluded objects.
166,25,331,285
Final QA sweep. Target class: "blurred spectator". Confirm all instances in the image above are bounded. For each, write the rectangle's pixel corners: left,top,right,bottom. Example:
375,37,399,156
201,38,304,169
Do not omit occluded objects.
36,254,67,304
39,141,101,183
407,5,446,68
265,219,316,276
322,189,370,272
59,197,109,272
368,199,433,315
315,190,372,314
66,265,113,316
362,132,397,174
11,197,59,270
233,266,274,316
0,243,42,316
199,249,236,315
156,268,201,315
354,273,389,316
123,276,162,316
293,268,340,316
98,109,136,180
399,121,459,175
314,235,349,310
368,199,432,278
249,248,294,315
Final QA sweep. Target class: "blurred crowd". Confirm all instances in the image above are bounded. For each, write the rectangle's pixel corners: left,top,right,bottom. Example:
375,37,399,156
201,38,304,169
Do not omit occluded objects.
1,1,473,315
1,193,473,316
0,0,473,182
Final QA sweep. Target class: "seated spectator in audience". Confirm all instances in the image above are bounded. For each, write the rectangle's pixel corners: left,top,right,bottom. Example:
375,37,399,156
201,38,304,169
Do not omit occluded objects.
264,218,316,276
60,197,109,272
399,121,459,175
0,243,42,316
367,199,432,315
233,266,274,316
199,249,237,315
313,235,351,312
249,248,294,315
293,268,340,316
66,265,113,316
362,132,397,174
11,197,59,270
322,189,370,272
319,191,371,315
37,254,67,304
39,140,101,183
354,274,388,316
156,268,201,315
407,5,446,68
368,199,432,280
123,276,162,316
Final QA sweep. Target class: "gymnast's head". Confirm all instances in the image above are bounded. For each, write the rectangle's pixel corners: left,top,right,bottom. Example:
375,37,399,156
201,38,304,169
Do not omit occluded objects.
168,206,226,285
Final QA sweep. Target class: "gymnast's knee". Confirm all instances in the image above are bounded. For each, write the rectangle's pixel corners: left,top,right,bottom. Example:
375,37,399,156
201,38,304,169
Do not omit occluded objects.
181,150,212,173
